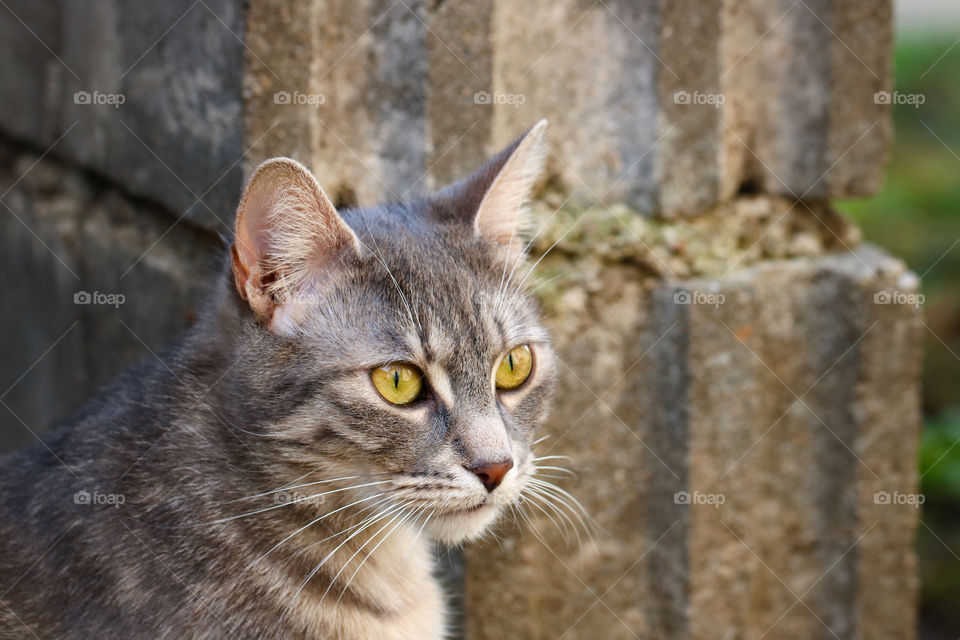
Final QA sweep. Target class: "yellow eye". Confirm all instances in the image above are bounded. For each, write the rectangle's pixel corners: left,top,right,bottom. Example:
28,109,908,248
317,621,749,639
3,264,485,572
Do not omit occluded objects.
371,363,423,405
496,345,533,390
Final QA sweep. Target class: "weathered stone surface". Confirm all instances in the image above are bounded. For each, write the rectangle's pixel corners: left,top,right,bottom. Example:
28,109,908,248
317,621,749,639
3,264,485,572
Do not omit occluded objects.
464,237,921,639
721,0,893,202
490,0,662,211
1,0,892,222
527,193,861,281
242,1,322,183
423,0,494,190
244,0,491,205
0,0,62,146
0,0,246,230
0,144,87,452
245,0,429,207
484,0,892,216
657,0,724,215
0,138,216,452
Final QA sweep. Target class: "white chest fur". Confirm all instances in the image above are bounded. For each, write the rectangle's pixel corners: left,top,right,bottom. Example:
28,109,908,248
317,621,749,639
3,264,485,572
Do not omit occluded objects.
294,528,447,640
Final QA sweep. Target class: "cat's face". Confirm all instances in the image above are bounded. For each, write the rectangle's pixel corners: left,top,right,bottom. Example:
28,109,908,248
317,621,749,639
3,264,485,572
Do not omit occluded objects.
230,122,555,543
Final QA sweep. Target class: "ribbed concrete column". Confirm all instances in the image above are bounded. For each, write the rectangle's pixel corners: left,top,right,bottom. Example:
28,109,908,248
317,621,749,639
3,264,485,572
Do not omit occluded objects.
460,199,919,638
0,0,892,219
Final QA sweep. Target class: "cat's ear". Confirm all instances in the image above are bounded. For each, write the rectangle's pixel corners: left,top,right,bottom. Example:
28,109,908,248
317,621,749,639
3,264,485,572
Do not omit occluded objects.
231,157,359,325
435,120,548,259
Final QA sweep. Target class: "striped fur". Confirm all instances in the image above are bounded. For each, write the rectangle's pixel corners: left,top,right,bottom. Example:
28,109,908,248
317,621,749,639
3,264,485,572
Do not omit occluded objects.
0,123,560,639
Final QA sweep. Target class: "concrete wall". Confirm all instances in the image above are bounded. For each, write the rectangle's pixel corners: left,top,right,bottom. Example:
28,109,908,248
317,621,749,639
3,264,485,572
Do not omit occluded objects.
0,1,919,638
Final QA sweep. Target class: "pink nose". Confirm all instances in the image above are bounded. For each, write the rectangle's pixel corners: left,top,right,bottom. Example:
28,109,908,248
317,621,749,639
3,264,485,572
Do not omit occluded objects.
468,460,514,492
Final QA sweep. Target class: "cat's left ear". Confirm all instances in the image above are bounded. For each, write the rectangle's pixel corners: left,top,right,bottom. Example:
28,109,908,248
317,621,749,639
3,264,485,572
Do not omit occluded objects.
231,157,360,328
434,119,548,259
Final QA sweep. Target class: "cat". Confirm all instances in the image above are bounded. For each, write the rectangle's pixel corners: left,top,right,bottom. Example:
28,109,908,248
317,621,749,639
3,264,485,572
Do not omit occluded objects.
0,120,562,639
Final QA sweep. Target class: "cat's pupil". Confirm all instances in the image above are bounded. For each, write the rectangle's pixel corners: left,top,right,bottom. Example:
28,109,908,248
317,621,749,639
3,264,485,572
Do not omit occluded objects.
508,353,515,371
393,370,400,389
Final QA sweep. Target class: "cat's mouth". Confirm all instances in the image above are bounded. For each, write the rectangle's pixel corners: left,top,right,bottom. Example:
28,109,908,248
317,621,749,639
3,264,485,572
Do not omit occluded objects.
443,501,489,517
424,500,502,543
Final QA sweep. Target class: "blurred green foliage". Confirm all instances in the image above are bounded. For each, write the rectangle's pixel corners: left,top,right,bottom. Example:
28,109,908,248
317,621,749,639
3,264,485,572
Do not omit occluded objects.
837,35,960,630
921,409,960,502
917,407,960,628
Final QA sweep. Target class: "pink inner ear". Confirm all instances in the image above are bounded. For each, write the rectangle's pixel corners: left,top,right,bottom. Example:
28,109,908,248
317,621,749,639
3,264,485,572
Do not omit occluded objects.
236,187,275,270
474,120,548,252
232,157,361,318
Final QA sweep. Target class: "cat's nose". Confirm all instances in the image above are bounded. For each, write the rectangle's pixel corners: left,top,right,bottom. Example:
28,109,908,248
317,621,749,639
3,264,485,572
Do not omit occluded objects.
467,459,514,492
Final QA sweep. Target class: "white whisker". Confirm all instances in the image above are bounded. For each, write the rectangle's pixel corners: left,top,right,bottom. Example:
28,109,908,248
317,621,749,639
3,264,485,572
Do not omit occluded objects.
532,454,573,463
535,464,577,477
527,478,597,548
495,197,568,314
226,474,373,504
181,479,398,529
334,503,430,606
520,489,573,545
289,502,406,610
501,220,578,313
321,503,412,604
242,492,391,574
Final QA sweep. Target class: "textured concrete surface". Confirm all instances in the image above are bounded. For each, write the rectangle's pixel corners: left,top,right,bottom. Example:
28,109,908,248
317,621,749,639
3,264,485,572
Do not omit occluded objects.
0,138,217,452
464,236,921,639
0,0,245,230
490,0,662,213
0,0,892,220
488,0,891,216
245,0,430,207
722,0,893,202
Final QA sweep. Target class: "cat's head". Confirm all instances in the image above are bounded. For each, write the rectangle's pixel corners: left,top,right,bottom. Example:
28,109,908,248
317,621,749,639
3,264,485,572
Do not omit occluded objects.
229,121,554,543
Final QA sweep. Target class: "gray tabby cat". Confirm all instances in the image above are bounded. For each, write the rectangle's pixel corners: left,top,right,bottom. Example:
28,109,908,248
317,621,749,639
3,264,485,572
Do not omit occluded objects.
0,120,561,638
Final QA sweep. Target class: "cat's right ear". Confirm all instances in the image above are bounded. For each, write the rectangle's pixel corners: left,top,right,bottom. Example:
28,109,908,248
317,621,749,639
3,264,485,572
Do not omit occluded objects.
431,120,548,262
231,158,359,327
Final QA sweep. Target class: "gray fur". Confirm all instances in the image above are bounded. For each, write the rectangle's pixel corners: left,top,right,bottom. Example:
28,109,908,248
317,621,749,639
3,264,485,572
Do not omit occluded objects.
0,126,557,639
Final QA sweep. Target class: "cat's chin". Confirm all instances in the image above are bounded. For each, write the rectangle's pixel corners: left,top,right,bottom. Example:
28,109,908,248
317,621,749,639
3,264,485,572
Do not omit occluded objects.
425,503,501,545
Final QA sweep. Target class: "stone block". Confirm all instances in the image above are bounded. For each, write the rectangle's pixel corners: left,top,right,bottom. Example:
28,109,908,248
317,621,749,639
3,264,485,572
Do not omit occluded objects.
0,0,893,222
0,0,62,146
0,144,87,452
463,232,921,639
490,0,663,212
58,0,246,230
720,0,893,202
0,0,246,231
0,139,216,453
487,0,892,216
243,0,488,205
245,0,430,207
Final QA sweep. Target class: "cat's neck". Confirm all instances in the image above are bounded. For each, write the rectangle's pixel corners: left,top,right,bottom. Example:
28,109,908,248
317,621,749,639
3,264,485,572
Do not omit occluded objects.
256,505,447,638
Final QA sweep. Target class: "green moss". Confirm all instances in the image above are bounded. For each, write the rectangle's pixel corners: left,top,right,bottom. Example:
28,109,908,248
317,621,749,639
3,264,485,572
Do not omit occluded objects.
527,194,859,280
